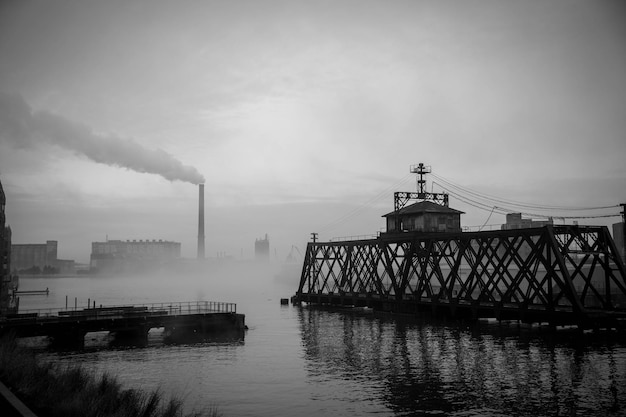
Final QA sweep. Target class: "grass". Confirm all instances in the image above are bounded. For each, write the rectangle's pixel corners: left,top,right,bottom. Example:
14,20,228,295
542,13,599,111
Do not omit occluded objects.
0,335,221,417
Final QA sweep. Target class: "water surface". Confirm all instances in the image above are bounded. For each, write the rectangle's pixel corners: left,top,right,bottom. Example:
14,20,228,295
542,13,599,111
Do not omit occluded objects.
17,266,626,416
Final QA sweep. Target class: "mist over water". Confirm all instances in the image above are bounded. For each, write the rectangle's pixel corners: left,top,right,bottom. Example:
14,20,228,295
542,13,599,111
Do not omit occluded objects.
17,267,626,417
18,261,281,312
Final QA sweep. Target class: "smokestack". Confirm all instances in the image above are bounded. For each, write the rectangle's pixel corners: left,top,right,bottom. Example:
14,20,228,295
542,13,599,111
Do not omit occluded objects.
197,183,205,259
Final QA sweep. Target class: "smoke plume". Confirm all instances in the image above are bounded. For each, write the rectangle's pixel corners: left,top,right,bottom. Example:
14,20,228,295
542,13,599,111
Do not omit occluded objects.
0,92,205,184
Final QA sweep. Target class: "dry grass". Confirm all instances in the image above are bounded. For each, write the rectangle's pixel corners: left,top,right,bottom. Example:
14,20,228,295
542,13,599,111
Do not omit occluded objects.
0,335,220,417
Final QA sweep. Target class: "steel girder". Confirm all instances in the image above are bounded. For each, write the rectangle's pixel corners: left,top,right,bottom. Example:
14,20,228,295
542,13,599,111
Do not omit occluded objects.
296,226,626,318
393,191,448,212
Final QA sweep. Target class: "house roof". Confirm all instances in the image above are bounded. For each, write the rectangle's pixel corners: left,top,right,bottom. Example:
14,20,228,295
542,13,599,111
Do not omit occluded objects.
382,200,465,217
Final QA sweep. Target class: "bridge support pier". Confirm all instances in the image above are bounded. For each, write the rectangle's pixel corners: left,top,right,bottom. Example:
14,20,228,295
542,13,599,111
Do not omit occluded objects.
111,326,149,347
164,313,246,343
49,331,86,350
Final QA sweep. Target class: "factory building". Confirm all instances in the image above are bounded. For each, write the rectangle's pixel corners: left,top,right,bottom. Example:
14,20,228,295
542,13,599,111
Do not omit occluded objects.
90,239,181,273
11,240,58,273
255,234,270,262
10,240,75,274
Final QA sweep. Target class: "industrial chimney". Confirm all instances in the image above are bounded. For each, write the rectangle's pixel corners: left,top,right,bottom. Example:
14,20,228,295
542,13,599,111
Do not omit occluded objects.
197,183,205,259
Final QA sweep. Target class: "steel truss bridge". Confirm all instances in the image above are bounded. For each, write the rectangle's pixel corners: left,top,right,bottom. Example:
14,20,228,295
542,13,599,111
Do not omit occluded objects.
294,225,626,329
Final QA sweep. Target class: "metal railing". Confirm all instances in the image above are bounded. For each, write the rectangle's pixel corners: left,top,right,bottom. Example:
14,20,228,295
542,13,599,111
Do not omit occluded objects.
330,233,379,242
7,301,236,319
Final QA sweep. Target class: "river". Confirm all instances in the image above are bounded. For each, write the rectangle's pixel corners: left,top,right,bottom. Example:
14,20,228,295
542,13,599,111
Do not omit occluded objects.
14,262,626,417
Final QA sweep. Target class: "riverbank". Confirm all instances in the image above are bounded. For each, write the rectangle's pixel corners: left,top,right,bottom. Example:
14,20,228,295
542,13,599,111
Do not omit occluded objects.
0,336,219,417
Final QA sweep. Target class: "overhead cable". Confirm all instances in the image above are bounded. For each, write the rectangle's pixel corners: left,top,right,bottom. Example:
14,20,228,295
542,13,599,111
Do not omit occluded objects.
431,173,619,212
434,182,621,220
317,173,413,234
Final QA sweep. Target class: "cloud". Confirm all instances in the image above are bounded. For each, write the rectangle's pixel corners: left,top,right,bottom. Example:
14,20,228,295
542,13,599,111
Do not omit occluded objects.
0,92,205,184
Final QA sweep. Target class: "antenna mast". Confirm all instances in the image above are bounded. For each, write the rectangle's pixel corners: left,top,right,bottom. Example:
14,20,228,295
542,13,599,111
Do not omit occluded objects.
413,163,430,197
393,163,448,212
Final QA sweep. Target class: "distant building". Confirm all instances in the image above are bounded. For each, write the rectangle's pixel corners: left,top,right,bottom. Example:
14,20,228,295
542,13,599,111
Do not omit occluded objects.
11,240,58,273
501,213,553,230
90,239,181,273
1,178,17,314
255,234,270,262
613,222,625,263
55,259,76,275
382,201,464,233
0,179,8,279
498,213,553,260
11,240,75,274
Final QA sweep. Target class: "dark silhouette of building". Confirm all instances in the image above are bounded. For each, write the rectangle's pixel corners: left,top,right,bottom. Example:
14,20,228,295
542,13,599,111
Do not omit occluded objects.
0,178,17,314
90,239,181,273
255,234,270,262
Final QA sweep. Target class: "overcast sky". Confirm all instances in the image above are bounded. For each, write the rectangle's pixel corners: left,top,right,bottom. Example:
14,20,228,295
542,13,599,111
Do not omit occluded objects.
1,0,625,263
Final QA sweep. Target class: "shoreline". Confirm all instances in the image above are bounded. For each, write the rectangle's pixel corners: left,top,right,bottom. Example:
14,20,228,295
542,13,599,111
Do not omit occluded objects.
0,378,37,417
0,336,219,417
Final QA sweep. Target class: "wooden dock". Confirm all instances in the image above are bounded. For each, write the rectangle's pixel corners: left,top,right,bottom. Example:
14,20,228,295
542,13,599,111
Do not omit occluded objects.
0,301,245,347
14,288,49,296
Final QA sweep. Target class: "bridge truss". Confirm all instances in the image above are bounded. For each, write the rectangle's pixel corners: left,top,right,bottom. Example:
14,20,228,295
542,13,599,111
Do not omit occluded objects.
294,225,626,328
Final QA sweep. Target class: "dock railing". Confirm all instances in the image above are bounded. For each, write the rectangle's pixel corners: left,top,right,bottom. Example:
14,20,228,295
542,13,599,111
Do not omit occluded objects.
5,301,236,320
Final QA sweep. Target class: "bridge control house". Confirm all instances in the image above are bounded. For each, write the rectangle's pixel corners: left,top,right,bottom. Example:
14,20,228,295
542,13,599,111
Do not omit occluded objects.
383,200,464,233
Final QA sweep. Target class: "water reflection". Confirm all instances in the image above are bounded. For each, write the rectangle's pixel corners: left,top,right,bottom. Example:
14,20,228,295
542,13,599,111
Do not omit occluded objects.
298,307,625,416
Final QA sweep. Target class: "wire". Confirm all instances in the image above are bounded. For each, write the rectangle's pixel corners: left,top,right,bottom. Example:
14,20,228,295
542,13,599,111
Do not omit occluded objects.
431,173,619,212
433,182,621,220
316,173,413,234
478,206,496,231
434,183,508,214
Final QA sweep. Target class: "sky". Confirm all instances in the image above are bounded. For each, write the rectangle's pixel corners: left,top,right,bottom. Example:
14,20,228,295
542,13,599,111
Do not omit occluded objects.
0,0,625,264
